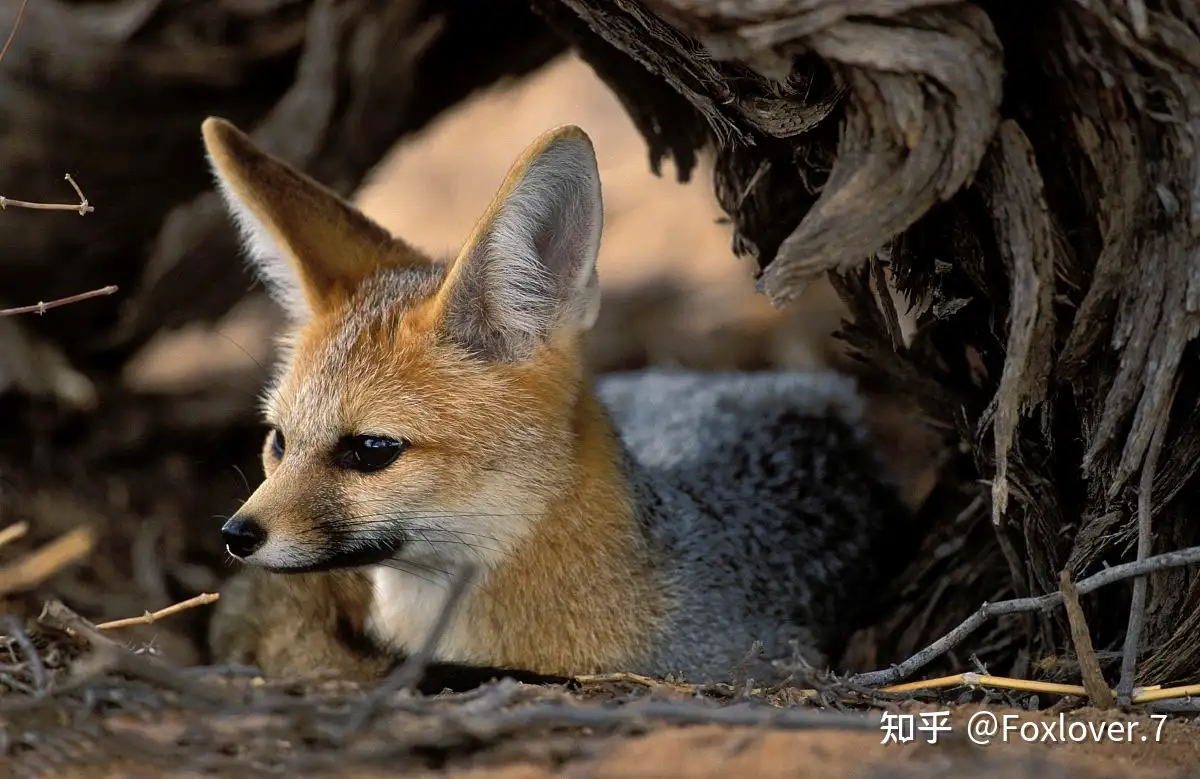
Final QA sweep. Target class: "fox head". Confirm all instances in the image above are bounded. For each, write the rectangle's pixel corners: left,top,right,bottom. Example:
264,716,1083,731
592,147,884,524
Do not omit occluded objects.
202,117,604,574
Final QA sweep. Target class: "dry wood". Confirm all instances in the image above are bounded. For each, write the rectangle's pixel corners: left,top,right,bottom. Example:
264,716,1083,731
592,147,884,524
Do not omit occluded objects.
849,544,1200,687
1059,568,1114,708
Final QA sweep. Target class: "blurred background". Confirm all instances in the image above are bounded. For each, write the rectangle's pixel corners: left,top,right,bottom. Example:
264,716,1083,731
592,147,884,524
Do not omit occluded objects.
123,53,849,397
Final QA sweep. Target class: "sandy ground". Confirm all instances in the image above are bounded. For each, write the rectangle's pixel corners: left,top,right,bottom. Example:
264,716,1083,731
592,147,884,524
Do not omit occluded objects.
37,698,1200,779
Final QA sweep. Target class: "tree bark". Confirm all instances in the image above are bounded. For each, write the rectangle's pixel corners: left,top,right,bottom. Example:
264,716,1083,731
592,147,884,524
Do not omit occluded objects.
533,0,1200,685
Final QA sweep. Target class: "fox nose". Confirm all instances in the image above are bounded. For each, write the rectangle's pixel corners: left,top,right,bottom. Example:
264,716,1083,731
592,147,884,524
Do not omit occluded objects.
221,516,266,558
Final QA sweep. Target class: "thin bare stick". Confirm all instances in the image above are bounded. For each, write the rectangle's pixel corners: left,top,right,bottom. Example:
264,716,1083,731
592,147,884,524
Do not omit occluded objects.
882,672,1089,697
873,671,1196,706
0,173,95,215
343,561,478,734
1118,388,1172,704
0,0,29,70
0,5,97,220
0,285,118,317
849,544,1200,687
1133,683,1200,704
0,526,95,596
95,592,220,630
1059,568,1114,708
0,521,29,550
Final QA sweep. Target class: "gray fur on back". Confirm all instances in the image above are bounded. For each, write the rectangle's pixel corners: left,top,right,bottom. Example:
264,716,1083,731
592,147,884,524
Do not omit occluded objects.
594,368,908,685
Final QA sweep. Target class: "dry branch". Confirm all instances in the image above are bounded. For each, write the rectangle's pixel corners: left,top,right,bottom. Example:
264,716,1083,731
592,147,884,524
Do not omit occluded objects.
343,561,479,735
0,173,94,215
1059,568,1114,708
849,544,1200,687
0,284,117,317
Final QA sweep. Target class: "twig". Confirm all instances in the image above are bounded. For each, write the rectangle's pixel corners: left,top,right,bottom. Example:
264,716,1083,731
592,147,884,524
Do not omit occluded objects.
0,521,29,550
0,284,118,317
1136,684,1200,704
849,544,1200,687
95,592,220,630
0,526,95,596
1118,390,1172,704
343,561,479,734
0,173,95,215
575,671,704,695
28,600,234,707
1059,568,1114,708
1,613,47,693
0,3,96,222
0,0,28,70
881,672,1092,698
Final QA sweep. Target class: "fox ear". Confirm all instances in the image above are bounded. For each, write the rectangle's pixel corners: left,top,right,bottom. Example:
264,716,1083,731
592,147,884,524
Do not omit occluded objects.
435,125,604,363
201,117,396,322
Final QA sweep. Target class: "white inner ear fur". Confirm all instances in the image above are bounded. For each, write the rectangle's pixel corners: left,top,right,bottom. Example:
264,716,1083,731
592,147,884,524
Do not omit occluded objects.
208,162,314,324
469,137,604,344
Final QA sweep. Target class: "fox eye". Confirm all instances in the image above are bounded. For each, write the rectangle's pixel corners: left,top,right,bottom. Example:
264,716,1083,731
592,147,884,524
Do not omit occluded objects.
335,435,407,473
269,428,285,460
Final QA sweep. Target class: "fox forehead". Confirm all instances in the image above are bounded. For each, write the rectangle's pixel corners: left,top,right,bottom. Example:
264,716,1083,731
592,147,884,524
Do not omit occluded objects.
261,263,539,447
266,264,444,435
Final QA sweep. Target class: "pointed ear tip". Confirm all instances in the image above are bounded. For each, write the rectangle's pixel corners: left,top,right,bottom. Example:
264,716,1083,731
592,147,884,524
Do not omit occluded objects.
201,117,249,155
548,124,590,141
539,125,595,154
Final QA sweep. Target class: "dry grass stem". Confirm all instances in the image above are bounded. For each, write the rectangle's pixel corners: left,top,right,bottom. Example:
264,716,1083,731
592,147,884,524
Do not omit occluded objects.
0,0,28,69
95,592,220,630
870,672,1199,706
0,526,95,596
343,560,480,734
0,520,30,550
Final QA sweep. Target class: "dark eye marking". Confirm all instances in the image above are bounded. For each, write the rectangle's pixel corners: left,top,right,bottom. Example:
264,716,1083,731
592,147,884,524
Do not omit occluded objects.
334,435,408,473
269,428,286,460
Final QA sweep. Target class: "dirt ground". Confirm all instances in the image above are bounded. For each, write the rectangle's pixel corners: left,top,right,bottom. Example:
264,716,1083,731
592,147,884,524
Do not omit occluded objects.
4,54,1198,778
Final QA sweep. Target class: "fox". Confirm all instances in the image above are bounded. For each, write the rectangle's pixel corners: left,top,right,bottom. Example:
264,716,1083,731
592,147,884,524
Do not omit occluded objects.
201,116,915,686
